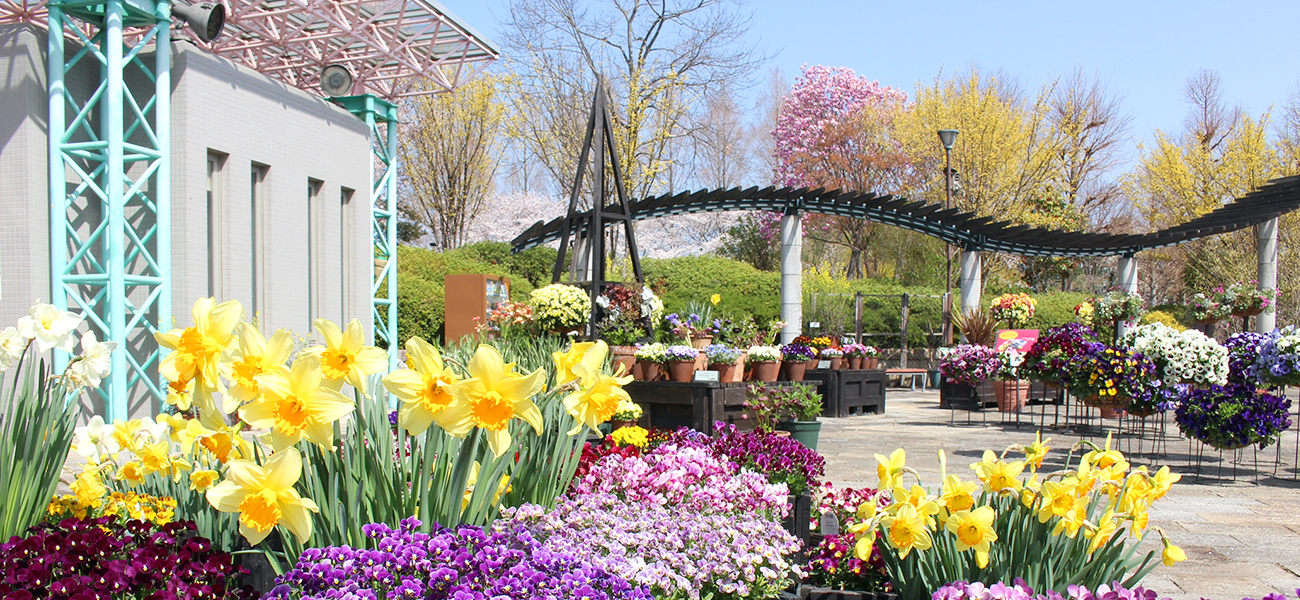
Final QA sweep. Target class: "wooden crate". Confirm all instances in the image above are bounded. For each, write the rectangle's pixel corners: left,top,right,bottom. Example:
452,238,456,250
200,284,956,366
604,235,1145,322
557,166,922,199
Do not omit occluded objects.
624,380,757,434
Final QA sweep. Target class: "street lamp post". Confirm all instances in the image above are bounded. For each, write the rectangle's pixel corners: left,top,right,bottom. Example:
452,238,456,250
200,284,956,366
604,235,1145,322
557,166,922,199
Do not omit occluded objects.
937,129,959,345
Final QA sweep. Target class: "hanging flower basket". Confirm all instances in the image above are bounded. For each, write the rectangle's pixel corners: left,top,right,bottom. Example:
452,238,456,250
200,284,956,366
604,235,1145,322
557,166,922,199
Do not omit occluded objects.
1230,306,1264,318
1081,393,1130,410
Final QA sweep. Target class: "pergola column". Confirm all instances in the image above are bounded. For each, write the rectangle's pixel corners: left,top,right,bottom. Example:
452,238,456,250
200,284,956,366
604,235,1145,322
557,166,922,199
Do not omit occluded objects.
1258,217,1279,333
958,249,981,315
1117,254,1139,338
780,209,802,344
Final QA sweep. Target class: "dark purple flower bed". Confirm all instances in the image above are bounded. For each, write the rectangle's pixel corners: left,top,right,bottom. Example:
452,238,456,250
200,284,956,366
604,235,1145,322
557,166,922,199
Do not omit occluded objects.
655,422,825,496
1175,383,1292,450
0,517,255,600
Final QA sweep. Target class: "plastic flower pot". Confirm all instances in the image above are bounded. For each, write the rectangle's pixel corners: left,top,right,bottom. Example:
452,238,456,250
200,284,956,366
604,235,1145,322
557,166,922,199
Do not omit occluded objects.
610,345,636,376
667,359,697,382
782,360,808,382
750,360,780,382
847,356,863,370
709,363,737,382
993,379,1029,412
828,357,843,370
777,419,821,450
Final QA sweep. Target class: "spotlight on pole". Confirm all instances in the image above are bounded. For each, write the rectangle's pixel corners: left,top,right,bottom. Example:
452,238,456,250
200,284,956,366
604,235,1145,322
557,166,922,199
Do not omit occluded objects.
937,129,959,150
173,1,226,42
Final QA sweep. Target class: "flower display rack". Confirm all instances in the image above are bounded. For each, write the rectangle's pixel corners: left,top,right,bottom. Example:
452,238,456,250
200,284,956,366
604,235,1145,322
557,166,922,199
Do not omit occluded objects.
802,369,888,417
625,381,792,434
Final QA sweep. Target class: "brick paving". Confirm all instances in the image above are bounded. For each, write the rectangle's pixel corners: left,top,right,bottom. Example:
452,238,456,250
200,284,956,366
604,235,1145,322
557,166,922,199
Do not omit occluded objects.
817,388,1300,600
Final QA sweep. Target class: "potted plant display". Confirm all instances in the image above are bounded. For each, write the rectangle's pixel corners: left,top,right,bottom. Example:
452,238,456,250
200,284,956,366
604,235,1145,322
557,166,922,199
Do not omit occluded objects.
529,283,592,336
821,347,844,370
1218,281,1278,318
781,343,816,382
632,342,667,381
938,344,1002,408
1069,344,1161,418
748,345,783,382
1176,383,1292,450
609,397,643,430
992,347,1029,412
704,343,743,382
776,383,824,450
665,344,701,381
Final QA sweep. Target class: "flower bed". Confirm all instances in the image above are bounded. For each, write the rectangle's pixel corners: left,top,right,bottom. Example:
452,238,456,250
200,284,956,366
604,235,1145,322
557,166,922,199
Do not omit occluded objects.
1121,322,1228,388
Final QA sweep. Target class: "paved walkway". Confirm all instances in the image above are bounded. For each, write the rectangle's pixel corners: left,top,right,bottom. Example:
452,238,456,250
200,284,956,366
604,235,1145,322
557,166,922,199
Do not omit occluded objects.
817,389,1300,600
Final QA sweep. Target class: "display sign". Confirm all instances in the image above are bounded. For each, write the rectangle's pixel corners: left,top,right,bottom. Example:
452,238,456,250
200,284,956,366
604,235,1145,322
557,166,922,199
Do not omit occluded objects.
693,370,720,382
994,329,1040,353
816,360,832,369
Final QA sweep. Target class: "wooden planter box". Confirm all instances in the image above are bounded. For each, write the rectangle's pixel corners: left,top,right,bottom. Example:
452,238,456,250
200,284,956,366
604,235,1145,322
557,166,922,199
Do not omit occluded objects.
805,589,899,600
939,380,996,410
803,369,888,417
781,493,812,547
625,380,761,434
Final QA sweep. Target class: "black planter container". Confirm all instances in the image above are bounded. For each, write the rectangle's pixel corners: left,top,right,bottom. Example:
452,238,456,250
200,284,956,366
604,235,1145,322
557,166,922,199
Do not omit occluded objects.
939,380,995,409
781,493,812,546
805,588,899,600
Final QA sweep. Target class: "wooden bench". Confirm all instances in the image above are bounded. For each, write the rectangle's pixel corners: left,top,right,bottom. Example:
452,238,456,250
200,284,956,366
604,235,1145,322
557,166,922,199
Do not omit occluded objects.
886,368,929,390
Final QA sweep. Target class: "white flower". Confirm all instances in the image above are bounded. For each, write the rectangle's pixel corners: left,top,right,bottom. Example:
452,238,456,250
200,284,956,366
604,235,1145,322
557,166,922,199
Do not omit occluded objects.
17,302,83,353
73,415,120,461
67,330,116,388
0,327,24,372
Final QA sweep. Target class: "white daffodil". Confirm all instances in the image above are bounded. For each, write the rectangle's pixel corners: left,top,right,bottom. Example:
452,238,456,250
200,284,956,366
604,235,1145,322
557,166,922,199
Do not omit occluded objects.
73,415,121,461
17,302,83,353
0,327,24,372
67,331,117,388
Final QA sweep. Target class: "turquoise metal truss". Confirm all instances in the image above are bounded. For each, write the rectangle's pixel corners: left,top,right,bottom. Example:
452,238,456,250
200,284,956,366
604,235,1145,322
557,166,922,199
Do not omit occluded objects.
48,0,172,419
332,95,399,372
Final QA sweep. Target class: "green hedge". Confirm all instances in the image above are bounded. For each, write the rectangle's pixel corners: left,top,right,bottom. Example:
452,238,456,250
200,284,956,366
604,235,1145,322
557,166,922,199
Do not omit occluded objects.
391,244,541,345
643,256,782,322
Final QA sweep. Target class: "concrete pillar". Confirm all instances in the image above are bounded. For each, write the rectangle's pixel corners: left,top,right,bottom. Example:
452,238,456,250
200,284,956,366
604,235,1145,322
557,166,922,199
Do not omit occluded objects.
958,250,981,315
1258,217,1279,333
1116,254,1139,338
780,211,802,344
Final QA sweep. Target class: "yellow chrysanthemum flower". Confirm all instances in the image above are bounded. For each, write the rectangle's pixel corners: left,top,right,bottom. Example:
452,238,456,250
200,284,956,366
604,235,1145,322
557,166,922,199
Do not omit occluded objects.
444,345,547,457
307,318,390,395
225,324,294,412
243,356,356,451
383,336,463,435
206,448,319,545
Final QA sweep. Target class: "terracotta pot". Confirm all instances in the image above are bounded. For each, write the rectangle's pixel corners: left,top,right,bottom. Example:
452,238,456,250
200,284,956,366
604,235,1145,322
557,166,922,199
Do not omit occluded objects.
782,360,808,382
733,353,746,382
610,346,636,377
610,419,638,430
638,361,663,382
691,335,714,349
865,357,879,370
828,357,843,370
993,379,1029,412
847,356,863,370
667,359,697,382
1098,406,1126,419
710,363,737,382
750,360,780,382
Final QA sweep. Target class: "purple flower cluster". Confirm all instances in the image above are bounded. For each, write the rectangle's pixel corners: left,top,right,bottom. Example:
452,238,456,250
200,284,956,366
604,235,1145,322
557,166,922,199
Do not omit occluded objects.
265,517,650,600
500,495,800,600
940,344,1003,386
1019,323,1099,386
780,343,816,362
656,423,826,496
0,517,255,600
1175,383,1293,450
932,579,1165,600
1256,326,1300,387
1225,332,1267,385
570,442,790,516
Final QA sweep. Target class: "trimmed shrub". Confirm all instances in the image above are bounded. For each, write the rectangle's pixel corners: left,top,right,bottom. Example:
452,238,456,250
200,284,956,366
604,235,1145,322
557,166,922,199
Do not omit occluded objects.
643,256,782,322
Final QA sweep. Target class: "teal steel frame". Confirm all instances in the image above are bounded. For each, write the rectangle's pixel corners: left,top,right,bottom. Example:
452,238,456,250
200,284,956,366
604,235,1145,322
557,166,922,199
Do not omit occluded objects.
332,94,399,372
48,0,172,419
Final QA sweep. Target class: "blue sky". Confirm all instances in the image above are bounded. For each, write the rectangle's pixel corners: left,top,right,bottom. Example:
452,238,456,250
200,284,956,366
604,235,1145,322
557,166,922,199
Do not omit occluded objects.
445,0,1300,166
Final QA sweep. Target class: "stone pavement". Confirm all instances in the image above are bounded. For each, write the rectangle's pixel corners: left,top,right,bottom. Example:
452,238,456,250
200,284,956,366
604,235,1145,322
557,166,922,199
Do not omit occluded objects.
816,388,1300,600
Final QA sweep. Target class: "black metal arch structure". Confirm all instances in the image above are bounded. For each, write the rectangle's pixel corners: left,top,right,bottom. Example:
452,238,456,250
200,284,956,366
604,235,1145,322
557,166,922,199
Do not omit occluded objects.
512,175,1300,258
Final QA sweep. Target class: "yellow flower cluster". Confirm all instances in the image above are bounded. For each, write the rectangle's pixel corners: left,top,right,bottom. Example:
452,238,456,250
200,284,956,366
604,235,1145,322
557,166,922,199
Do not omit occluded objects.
852,432,1187,569
610,425,649,448
529,284,592,331
47,489,176,526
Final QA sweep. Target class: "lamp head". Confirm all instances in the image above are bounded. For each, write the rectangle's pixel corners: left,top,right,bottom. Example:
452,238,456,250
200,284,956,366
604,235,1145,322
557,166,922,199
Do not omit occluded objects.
173,1,226,43
937,129,959,150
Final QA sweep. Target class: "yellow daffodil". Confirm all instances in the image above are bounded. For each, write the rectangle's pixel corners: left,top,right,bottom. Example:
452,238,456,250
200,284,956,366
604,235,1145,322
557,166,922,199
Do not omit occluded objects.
205,448,319,545
1019,473,1043,508
308,318,390,395
1161,539,1186,566
383,336,463,435
1086,510,1120,553
939,474,978,514
945,506,998,568
1053,502,1088,538
190,469,219,491
880,502,932,559
155,297,242,395
856,500,879,522
971,450,1025,493
875,449,907,489
1036,481,1078,523
1129,501,1150,539
890,485,941,528
71,467,106,507
164,377,196,412
563,341,634,434
1148,465,1181,500
445,345,547,457
850,525,877,560
1021,431,1052,470
710,293,721,305
1083,433,1127,471
116,461,146,486
225,324,294,412
553,341,597,387
136,440,173,475
243,356,356,451
462,462,512,511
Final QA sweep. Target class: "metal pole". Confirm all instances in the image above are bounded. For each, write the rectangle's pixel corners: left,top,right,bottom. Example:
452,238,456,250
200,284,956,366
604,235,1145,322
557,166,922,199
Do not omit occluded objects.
155,0,173,394
779,208,803,343
900,293,910,369
105,0,128,418
384,112,399,371
48,2,67,376
943,146,953,345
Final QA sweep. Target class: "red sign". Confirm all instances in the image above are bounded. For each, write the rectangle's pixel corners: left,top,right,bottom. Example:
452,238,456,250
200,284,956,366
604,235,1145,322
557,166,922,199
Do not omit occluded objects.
994,329,1039,353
